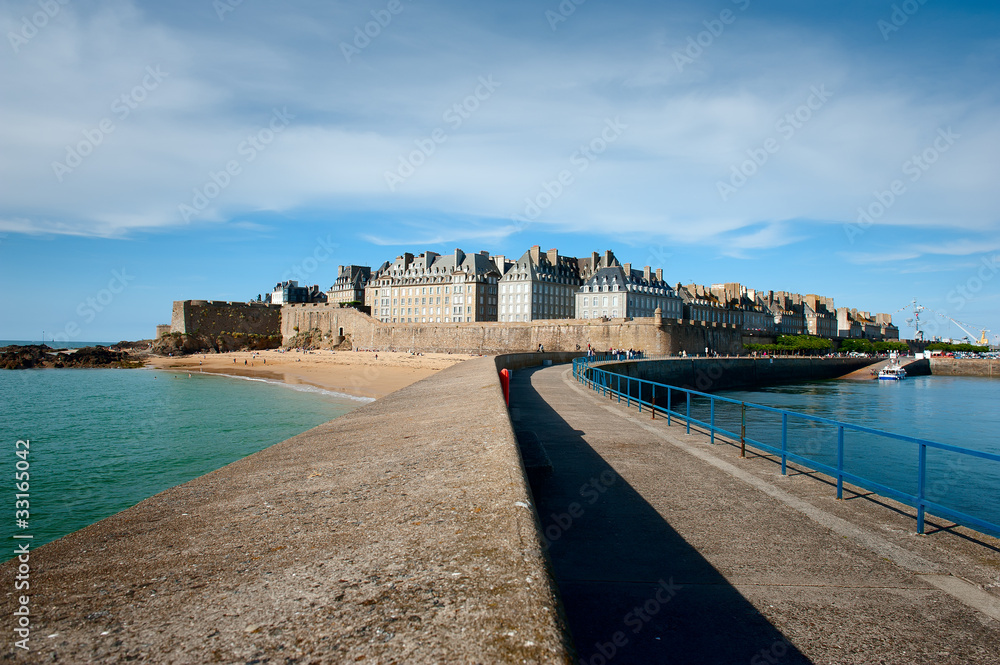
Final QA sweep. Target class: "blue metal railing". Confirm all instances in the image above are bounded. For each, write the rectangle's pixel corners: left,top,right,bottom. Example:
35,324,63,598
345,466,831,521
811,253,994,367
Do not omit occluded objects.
572,357,1000,539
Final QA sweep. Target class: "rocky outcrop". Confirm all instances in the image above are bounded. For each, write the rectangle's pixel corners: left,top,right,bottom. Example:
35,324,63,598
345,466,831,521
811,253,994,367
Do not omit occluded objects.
151,332,283,356
0,345,144,370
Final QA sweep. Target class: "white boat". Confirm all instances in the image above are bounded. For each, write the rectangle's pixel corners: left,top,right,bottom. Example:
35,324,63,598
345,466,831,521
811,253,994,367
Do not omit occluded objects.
878,365,906,381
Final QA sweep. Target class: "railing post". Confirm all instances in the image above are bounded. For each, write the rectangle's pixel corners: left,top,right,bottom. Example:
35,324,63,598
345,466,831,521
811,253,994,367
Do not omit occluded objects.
626,377,631,408
781,412,788,475
836,425,845,500
740,402,746,458
651,384,656,419
710,398,715,444
917,444,927,534
617,374,621,403
666,387,671,426
686,392,691,434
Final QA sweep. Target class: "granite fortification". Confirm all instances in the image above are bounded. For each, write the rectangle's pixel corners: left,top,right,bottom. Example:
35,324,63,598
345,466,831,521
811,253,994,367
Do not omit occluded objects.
163,299,745,355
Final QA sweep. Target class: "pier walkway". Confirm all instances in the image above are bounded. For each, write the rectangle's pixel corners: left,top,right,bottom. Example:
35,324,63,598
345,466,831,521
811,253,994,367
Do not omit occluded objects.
512,364,1000,664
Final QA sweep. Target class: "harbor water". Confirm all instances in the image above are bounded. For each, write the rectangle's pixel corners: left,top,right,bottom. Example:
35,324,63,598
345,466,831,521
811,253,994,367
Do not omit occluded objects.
710,375,1000,533
1,368,367,550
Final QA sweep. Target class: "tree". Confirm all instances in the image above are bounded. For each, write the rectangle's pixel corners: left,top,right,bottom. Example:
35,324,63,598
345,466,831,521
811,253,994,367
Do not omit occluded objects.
839,339,874,354
873,341,909,354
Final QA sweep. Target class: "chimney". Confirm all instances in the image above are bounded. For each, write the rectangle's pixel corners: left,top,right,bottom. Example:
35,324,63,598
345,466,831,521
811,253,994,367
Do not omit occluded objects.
546,248,559,266
643,265,651,281
454,248,465,267
623,262,631,275
493,255,506,274
603,250,613,267
337,265,344,277
479,250,490,257
656,268,663,282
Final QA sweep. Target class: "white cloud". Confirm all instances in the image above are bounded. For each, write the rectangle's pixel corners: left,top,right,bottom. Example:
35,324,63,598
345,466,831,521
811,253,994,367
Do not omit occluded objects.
0,0,997,261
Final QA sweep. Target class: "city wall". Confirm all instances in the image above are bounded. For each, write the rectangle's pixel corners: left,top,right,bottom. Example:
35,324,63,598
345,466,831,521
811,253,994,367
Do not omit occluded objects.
170,300,283,337
594,356,880,393
280,303,744,355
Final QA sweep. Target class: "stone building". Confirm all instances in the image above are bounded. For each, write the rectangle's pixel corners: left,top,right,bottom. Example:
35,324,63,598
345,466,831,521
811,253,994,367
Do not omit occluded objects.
269,281,327,305
837,308,864,338
327,265,371,305
804,294,838,338
679,284,741,325
576,264,682,320
837,308,896,340
876,313,900,340
498,246,583,322
762,292,806,336
365,249,501,324
710,283,774,333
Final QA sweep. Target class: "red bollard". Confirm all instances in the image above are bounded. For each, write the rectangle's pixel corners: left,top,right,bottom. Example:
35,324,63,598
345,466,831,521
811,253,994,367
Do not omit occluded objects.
500,369,511,406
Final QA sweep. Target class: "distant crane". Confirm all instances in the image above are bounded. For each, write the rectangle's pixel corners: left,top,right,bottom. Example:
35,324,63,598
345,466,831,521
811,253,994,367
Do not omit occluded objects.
939,315,991,346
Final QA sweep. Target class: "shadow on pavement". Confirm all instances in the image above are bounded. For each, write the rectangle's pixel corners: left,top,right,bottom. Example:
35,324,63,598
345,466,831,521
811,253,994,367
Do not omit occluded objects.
512,366,812,665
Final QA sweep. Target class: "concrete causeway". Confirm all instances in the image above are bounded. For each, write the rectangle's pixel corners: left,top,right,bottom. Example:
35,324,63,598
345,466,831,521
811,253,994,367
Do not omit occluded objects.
513,363,1000,665
1,358,571,663
5,355,999,663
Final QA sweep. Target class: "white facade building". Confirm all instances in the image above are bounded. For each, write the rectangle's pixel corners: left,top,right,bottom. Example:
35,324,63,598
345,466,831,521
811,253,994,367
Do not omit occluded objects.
576,265,682,320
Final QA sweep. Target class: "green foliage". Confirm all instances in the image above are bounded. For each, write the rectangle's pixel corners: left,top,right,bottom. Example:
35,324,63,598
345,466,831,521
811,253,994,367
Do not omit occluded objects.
926,342,989,352
745,335,833,355
838,339,874,354
873,341,910,353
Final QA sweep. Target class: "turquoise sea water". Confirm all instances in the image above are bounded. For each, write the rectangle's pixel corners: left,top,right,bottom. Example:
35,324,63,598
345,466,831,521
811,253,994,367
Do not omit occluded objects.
710,376,1000,533
1,368,367,549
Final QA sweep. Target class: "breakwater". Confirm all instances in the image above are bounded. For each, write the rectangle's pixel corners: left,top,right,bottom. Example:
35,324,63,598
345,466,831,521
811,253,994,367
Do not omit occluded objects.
0,358,571,663
592,356,879,393
930,358,999,377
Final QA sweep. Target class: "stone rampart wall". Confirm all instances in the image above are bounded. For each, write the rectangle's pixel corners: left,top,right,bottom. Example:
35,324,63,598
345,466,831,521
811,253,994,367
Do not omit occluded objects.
280,303,744,355
170,301,282,337
929,358,998,377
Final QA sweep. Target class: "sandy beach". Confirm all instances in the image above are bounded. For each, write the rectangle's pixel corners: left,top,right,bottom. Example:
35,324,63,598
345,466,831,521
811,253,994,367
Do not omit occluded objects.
145,349,479,399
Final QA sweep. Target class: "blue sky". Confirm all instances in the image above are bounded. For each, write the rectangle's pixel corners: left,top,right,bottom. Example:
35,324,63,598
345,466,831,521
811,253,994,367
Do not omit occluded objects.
0,0,998,344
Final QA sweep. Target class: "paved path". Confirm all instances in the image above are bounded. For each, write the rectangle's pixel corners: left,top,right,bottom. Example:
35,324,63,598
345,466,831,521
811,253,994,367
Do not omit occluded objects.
1,358,570,664
511,364,1000,665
